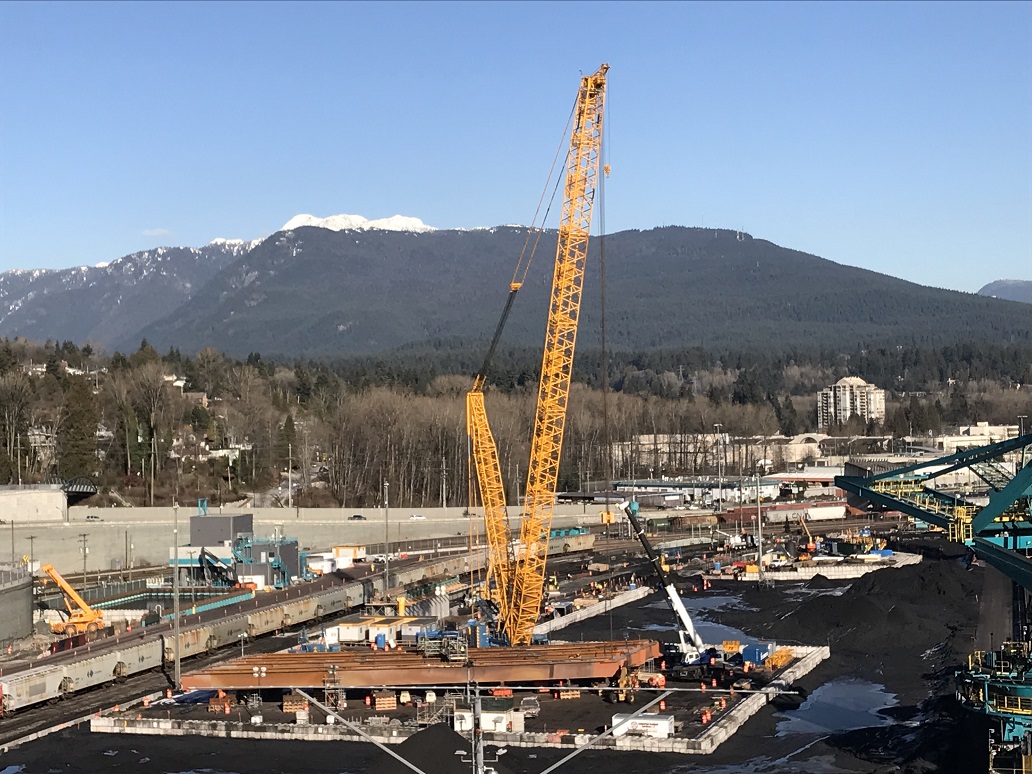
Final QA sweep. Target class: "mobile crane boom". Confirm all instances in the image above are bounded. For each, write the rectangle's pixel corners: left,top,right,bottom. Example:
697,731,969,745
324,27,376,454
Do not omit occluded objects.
38,562,104,637
623,502,703,663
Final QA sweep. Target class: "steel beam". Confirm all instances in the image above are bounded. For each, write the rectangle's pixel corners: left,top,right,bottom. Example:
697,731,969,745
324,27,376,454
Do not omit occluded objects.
181,639,661,691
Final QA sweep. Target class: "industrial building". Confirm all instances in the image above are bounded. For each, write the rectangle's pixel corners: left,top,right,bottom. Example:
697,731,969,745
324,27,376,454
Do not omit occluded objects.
171,503,304,589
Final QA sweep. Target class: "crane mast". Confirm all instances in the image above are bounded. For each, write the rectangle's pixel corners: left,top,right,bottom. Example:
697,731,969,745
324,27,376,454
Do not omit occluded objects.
503,64,608,644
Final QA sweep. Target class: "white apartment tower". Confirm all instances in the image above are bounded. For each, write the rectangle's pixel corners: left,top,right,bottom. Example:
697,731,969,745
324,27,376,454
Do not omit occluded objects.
817,377,886,429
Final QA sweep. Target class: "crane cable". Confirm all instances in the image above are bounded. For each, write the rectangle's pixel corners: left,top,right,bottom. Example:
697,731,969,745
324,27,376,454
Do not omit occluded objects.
600,81,612,486
472,94,579,386
510,96,578,289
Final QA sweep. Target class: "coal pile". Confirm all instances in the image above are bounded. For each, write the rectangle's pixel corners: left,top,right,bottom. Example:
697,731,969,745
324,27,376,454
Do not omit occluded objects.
380,723,514,774
802,573,839,590
718,554,985,771
729,558,978,669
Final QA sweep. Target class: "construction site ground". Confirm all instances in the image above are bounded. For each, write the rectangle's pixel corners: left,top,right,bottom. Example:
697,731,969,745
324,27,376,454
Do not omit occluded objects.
4,533,992,773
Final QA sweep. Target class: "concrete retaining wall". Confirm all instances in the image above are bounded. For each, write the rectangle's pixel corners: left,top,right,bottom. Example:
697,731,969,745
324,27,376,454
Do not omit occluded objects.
694,645,830,753
533,587,653,635
741,552,921,582
0,487,67,524
2,504,593,576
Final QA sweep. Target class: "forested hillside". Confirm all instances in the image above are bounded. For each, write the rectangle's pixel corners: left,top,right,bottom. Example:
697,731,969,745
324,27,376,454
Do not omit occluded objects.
1,337,1028,509
4,226,1029,359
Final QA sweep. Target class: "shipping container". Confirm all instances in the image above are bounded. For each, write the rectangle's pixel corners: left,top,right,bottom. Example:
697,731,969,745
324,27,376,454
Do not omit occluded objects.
337,622,368,643
332,545,367,562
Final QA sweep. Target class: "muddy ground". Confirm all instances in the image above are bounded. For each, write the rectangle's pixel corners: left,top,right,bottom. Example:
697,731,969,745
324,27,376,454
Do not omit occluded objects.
3,536,992,773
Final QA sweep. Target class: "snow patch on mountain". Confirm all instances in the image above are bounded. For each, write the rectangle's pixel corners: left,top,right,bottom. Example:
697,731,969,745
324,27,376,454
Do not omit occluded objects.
281,213,436,234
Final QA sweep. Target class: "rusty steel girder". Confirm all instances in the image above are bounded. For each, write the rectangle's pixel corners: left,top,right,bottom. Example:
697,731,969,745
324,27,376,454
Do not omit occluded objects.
181,639,661,691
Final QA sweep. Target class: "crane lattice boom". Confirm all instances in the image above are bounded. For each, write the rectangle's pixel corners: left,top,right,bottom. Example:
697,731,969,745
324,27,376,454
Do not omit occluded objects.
503,64,608,643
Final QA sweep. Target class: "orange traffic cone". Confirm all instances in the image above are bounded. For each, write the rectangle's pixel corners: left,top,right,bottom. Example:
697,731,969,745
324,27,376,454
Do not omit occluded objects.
659,699,666,711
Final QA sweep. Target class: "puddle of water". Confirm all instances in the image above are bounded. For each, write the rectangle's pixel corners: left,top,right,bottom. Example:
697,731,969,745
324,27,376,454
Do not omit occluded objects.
632,592,774,649
775,678,897,736
646,595,756,613
631,618,757,647
783,587,848,599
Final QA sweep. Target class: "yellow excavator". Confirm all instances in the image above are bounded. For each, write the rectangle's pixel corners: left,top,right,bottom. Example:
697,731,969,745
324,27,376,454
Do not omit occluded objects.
38,563,105,639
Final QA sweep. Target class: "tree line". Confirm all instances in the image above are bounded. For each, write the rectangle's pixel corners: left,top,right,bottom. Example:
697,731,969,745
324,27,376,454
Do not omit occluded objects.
0,337,1028,508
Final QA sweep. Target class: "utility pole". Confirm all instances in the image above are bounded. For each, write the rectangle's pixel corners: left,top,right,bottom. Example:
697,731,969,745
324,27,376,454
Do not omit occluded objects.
756,471,765,587
714,424,724,514
288,442,292,509
150,435,156,507
173,503,181,690
27,535,36,568
10,522,14,564
383,481,390,595
441,455,447,509
79,533,88,586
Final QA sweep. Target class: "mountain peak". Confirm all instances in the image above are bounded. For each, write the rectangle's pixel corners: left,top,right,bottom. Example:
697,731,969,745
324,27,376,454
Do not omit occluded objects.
977,279,1032,305
281,213,435,234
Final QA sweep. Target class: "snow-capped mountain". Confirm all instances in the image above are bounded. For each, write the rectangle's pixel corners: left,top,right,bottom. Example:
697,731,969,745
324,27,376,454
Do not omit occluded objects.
0,239,260,351
0,213,435,352
281,213,436,233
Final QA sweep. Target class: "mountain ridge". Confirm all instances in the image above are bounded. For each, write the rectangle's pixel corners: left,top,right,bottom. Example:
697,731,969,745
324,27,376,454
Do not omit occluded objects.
1,224,1029,358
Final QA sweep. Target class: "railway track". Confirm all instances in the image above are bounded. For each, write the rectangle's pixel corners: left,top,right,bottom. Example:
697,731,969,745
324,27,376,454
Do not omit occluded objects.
0,627,297,748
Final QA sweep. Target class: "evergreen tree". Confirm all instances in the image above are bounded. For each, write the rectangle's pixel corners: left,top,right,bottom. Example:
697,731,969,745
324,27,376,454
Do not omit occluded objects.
277,414,297,469
57,377,98,478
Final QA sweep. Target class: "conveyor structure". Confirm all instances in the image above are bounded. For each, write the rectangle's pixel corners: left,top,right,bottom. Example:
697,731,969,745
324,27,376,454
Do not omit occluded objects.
836,433,1032,772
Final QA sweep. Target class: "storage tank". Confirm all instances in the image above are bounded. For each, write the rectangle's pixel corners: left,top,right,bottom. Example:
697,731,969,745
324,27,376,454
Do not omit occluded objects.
0,568,33,643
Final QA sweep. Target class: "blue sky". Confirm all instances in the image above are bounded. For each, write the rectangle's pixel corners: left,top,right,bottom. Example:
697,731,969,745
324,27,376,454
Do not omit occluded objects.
0,1,1028,292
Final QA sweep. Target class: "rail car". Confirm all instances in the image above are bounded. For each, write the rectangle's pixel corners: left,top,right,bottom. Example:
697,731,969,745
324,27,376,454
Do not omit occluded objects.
0,572,368,715
548,526,594,555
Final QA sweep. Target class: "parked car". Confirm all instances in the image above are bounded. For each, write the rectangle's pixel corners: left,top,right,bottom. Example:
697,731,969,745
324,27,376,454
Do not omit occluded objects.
86,514,102,521
409,514,427,521
348,514,367,521
519,696,541,718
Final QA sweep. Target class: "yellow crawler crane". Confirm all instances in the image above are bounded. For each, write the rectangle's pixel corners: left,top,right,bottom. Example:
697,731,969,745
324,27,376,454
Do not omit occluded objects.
467,64,608,645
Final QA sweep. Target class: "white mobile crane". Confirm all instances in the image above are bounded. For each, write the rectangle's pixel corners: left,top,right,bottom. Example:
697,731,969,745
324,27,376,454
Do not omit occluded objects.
622,501,704,665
